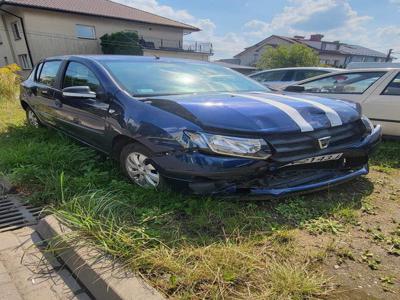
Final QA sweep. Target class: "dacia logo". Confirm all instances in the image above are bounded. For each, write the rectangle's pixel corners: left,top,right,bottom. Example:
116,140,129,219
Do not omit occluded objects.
318,136,331,149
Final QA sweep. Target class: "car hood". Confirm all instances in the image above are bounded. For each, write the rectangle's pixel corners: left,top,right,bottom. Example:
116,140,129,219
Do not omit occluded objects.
144,91,361,134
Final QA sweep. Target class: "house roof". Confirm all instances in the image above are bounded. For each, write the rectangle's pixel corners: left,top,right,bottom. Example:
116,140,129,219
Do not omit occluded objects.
339,44,387,58
1,0,199,31
233,35,295,58
235,34,387,59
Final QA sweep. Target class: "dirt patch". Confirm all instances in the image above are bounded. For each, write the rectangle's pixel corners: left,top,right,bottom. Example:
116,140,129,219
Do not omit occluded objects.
297,168,400,299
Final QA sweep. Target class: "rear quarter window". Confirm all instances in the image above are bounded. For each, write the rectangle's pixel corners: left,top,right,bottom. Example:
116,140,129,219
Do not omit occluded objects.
382,73,400,95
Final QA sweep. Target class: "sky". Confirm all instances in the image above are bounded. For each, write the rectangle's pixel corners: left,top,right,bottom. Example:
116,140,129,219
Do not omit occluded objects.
115,0,400,60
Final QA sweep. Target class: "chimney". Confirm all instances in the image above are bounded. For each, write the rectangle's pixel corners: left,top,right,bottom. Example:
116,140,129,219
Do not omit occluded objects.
294,35,305,39
310,34,324,41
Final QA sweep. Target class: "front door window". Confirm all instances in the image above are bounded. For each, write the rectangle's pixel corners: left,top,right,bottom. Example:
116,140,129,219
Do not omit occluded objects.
301,72,385,94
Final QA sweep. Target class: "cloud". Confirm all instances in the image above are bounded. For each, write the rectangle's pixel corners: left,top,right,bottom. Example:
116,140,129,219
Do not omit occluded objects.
241,0,399,57
244,0,371,39
113,0,397,60
390,0,400,5
115,0,194,23
114,0,245,59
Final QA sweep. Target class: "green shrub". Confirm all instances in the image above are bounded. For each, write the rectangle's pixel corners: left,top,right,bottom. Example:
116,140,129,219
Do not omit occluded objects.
257,44,320,69
0,64,21,104
100,31,143,55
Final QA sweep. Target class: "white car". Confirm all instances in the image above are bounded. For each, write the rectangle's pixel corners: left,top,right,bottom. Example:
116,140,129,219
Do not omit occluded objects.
282,68,400,137
249,67,341,90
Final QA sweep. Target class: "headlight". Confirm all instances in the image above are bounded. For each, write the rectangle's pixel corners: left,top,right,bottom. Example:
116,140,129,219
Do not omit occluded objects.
180,131,271,159
361,115,374,134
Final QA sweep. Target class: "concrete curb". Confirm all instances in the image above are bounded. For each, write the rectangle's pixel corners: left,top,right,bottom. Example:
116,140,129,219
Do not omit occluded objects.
36,216,165,300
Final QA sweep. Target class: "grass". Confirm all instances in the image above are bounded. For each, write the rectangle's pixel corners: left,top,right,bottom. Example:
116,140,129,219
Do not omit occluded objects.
0,95,399,298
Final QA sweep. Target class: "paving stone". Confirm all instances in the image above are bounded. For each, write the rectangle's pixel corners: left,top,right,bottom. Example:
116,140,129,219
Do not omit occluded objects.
0,228,80,300
0,282,23,300
0,232,21,251
0,271,12,284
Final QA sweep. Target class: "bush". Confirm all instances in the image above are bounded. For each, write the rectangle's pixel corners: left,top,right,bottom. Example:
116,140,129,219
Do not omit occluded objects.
257,44,320,69
0,64,21,104
100,31,143,55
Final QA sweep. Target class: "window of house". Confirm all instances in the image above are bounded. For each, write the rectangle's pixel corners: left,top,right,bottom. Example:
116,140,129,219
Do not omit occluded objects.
11,21,22,40
75,25,96,39
38,61,62,86
4,57,9,65
0,33,3,45
18,54,31,70
63,62,101,93
300,72,385,94
382,73,400,96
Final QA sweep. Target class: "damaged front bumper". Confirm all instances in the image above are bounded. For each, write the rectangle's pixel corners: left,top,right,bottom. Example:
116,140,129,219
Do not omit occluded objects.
152,125,382,197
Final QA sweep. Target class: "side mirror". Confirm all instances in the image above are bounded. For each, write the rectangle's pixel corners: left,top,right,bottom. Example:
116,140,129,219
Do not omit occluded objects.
62,86,96,98
284,85,305,93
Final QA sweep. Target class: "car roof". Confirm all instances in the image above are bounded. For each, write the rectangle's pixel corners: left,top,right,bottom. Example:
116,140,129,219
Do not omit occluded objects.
289,67,399,86
341,68,400,72
42,55,209,64
250,67,342,76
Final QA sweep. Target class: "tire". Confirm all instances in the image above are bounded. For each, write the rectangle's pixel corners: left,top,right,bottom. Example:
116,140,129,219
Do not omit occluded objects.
26,107,41,128
120,143,168,190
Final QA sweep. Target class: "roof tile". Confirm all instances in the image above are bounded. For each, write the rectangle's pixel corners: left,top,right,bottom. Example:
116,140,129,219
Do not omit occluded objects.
3,0,199,31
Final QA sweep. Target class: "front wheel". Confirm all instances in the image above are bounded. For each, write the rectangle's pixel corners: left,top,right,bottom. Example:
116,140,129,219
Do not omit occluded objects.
120,143,167,190
26,107,41,128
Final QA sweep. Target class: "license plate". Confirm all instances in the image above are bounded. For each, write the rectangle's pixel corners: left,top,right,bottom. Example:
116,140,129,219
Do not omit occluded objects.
287,153,343,166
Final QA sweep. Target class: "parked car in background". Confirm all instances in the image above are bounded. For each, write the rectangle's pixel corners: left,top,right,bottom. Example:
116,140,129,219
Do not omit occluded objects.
347,62,400,69
249,67,341,90
282,68,400,137
21,56,381,196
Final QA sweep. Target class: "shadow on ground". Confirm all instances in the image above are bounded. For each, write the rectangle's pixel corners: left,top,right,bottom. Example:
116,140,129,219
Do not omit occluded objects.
0,124,375,247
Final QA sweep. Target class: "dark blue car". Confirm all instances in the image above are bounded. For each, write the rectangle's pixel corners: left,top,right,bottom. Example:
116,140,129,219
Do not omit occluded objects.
20,55,381,196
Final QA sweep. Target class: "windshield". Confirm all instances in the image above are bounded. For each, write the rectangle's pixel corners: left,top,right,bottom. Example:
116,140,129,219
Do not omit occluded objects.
102,60,269,97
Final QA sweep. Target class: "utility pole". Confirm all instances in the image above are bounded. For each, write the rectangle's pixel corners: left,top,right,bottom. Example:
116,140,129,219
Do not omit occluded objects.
386,49,393,62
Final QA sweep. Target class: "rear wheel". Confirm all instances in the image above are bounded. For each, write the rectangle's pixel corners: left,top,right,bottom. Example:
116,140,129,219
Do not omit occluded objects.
26,107,41,128
120,143,167,189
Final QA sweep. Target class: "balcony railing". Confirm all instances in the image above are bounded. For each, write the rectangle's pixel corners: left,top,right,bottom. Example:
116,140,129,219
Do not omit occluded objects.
139,36,213,54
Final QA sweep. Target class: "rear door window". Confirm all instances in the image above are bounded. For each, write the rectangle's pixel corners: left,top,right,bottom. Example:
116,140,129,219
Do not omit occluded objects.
300,72,385,94
294,70,329,81
382,73,400,95
38,61,62,87
252,70,286,82
281,70,294,82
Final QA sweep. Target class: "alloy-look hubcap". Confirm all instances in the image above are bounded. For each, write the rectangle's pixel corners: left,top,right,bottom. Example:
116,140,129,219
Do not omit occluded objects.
28,110,39,127
126,152,160,188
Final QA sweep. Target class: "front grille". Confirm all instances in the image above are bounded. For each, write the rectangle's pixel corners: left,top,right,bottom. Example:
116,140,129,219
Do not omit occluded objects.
266,120,366,162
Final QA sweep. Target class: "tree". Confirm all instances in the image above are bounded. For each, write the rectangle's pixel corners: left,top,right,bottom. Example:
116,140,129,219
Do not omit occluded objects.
256,44,320,69
100,31,143,55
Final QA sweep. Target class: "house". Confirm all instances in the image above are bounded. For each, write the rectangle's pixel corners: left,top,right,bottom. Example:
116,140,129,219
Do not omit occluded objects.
0,0,213,70
233,34,390,68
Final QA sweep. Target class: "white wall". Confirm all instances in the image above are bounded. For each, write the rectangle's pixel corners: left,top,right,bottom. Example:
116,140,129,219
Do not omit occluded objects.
236,36,292,66
20,7,185,64
0,15,16,66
